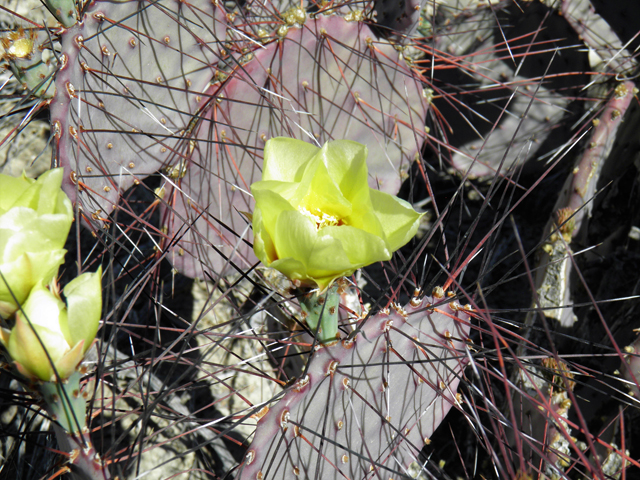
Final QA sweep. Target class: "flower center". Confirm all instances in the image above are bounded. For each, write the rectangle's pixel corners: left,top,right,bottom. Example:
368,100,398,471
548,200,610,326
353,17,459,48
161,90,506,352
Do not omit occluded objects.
299,206,344,230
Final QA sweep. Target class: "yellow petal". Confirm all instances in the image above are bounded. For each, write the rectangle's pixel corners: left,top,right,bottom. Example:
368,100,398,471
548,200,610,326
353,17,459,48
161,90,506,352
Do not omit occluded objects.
273,211,354,290
319,140,369,198
251,182,298,243
7,315,57,382
62,268,102,354
0,173,33,213
53,340,85,380
370,189,424,252
262,138,320,182
0,254,33,317
302,158,352,220
0,250,66,317
252,207,278,265
320,225,390,266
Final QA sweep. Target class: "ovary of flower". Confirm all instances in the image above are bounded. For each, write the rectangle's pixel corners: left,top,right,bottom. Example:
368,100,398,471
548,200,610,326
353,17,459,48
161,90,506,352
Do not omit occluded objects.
298,206,343,230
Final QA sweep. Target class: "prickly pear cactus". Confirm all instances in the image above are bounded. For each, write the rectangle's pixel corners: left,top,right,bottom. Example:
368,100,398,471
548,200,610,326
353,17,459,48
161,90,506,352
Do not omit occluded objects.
432,1,588,178
373,0,423,38
160,13,428,278
238,292,470,480
51,0,227,228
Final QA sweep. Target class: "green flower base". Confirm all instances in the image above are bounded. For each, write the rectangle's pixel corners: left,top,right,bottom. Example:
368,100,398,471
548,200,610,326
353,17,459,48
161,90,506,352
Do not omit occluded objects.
39,371,111,479
300,283,341,344
39,370,86,434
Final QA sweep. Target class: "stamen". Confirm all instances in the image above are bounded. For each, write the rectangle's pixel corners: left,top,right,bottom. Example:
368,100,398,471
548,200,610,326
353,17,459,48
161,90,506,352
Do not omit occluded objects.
299,206,342,230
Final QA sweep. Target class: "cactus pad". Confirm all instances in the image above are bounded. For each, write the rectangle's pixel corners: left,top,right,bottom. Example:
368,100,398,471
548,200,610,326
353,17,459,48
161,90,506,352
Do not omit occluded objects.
238,293,470,480
51,0,227,225
432,3,587,178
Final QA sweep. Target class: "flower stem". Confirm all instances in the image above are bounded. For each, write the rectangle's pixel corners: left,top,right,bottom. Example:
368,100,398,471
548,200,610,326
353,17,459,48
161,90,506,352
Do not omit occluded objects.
39,371,86,434
300,283,341,344
39,372,111,479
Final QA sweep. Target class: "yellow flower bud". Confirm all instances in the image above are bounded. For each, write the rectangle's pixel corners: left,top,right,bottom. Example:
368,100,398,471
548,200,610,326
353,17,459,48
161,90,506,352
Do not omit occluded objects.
0,168,73,317
0,268,102,382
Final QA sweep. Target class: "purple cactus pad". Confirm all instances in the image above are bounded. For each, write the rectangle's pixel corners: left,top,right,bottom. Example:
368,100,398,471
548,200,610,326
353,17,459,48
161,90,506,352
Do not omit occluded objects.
51,0,227,226
238,293,470,480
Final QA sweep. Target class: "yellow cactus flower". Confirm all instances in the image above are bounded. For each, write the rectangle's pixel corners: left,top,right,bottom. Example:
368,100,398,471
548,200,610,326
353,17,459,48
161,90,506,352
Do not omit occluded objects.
251,138,424,292
0,168,73,317
0,268,102,382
